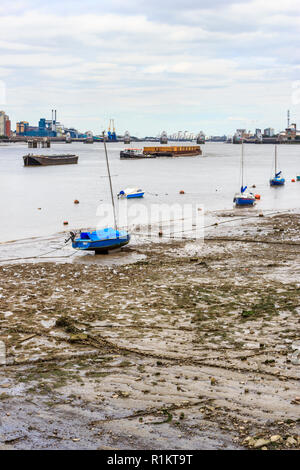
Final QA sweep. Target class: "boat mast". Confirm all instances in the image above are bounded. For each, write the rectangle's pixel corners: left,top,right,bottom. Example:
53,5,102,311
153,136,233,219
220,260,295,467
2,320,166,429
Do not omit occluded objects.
103,131,118,232
241,140,244,190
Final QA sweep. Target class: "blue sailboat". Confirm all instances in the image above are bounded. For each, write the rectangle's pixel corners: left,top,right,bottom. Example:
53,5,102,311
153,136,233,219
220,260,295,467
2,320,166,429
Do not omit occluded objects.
270,145,285,186
71,131,130,254
233,142,256,207
71,228,130,254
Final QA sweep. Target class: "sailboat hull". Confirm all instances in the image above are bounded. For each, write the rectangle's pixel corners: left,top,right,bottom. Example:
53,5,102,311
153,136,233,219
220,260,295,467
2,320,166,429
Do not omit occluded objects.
72,229,130,253
270,178,285,186
235,197,255,206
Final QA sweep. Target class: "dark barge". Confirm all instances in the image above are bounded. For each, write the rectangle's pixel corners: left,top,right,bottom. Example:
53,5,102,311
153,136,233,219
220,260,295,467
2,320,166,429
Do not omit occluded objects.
23,154,79,166
120,149,157,159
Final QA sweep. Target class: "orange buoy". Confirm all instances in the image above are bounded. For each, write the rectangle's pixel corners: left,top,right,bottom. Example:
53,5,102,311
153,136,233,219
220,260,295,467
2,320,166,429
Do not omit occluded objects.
74,199,79,204
255,194,261,200
291,179,295,182
179,190,185,194
63,221,69,225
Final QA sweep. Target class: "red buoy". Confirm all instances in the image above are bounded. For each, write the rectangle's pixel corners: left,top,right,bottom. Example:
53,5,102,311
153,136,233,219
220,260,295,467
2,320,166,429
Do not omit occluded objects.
291,179,296,182
63,221,69,225
179,190,185,194
255,194,261,200
74,199,79,204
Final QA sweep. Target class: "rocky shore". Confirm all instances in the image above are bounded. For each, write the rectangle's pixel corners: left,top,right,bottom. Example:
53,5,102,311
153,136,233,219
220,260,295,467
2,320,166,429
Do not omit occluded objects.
0,211,299,449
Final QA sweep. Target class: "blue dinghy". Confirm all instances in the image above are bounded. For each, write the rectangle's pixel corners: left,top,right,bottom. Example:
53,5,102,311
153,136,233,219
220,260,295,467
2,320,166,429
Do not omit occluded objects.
71,228,130,254
118,187,144,198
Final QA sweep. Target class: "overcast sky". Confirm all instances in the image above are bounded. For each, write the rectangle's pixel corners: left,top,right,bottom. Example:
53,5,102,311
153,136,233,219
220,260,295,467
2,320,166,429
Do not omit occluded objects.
0,0,299,136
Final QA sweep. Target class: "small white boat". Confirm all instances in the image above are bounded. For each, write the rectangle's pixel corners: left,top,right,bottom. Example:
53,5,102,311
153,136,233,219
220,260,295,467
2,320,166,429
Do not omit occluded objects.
117,187,144,199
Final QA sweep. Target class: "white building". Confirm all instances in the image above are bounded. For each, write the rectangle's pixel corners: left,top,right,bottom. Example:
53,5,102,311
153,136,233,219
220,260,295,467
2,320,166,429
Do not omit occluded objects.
0,111,5,135
264,128,275,137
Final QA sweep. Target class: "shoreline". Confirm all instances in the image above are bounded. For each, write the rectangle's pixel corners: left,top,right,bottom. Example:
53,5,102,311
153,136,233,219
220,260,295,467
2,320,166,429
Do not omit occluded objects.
0,211,299,449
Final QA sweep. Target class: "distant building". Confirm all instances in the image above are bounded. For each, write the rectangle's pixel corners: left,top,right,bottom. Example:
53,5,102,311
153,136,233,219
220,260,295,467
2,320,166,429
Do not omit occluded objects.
0,111,11,137
16,110,60,137
5,119,11,137
278,123,300,142
264,128,275,137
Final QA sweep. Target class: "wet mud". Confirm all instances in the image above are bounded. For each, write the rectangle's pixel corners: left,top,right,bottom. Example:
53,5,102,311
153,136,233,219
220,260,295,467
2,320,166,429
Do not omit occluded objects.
0,212,299,449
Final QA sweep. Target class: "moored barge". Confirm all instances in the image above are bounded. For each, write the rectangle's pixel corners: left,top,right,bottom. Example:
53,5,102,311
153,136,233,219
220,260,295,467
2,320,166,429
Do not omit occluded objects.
23,154,79,166
143,145,202,157
120,149,157,159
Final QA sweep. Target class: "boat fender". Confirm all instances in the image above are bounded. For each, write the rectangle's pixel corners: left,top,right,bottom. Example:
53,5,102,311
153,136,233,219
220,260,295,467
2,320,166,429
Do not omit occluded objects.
255,194,261,200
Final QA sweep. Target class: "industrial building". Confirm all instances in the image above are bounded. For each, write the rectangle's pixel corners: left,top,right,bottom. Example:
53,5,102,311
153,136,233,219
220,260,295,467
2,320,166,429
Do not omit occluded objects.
15,110,81,138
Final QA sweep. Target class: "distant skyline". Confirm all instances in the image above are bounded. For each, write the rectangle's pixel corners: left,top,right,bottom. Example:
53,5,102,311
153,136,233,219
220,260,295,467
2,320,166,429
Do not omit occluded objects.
0,0,299,136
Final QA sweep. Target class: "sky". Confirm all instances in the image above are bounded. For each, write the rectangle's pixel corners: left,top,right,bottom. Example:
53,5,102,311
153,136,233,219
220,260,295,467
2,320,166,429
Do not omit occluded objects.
0,0,299,136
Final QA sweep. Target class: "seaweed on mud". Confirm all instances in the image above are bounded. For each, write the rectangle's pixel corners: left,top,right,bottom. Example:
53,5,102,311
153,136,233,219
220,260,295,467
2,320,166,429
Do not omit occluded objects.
55,315,78,333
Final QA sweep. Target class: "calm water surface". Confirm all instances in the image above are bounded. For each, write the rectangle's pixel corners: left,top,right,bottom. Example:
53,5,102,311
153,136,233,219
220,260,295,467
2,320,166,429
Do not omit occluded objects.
0,141,299,242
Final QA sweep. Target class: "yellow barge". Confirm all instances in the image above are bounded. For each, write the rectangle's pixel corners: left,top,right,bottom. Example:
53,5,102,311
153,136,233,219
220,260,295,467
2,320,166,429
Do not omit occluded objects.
143,145,202,157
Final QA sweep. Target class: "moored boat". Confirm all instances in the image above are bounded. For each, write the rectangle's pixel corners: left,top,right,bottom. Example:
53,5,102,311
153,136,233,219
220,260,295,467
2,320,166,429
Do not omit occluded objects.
118,188,144,198
233,188,256,206
143,145,201,157
234,142,256,207
297,176,300,181
120,149,156,159
69,130,130,254
270,146,285,186
71,228,130,254
23,154,78,166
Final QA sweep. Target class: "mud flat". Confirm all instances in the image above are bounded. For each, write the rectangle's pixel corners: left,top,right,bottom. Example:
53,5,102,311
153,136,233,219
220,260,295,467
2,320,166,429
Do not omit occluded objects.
0,212,299,450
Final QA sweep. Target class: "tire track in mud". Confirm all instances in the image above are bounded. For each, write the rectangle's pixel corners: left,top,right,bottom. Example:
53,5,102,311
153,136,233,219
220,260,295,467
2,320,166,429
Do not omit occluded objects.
2,325,298,382
89,399,208,426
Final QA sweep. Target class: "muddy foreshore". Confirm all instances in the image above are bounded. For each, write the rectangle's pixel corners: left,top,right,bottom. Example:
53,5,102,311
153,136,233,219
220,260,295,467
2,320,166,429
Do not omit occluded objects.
0,211,300,450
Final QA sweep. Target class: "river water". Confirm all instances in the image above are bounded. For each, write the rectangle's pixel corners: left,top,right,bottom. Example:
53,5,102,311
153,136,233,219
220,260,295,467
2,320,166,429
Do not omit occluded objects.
0,141,299,243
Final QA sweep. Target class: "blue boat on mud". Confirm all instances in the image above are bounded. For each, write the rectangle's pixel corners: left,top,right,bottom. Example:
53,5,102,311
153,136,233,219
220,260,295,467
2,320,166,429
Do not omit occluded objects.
71,228,130,254
270,146,285,186
69,131,130,255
